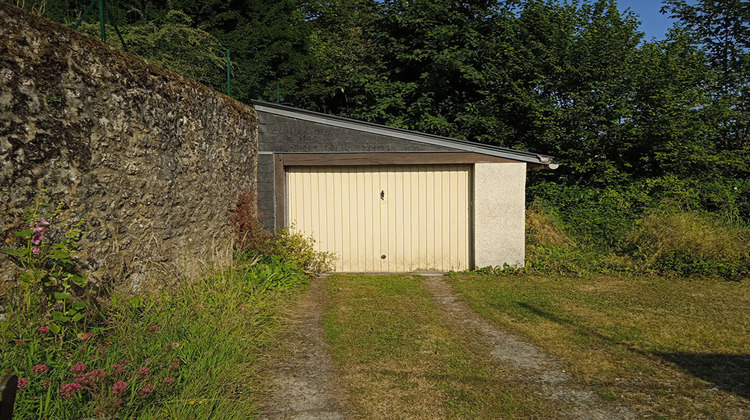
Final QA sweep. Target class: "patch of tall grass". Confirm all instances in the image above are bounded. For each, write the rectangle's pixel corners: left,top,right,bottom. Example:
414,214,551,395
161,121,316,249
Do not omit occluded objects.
1,190,332,418
1,256,312,419
517,202,749,279
625,211,749,278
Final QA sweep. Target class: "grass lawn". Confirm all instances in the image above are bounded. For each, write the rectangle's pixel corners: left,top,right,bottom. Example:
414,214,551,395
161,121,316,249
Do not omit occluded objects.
446,273,750,419
322,273,560,419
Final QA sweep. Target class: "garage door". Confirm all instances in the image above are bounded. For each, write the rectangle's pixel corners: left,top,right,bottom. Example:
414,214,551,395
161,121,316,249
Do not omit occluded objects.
287,165,471,272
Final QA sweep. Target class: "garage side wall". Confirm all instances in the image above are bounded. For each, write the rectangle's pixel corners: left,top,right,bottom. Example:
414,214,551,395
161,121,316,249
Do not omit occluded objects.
474,163,526,268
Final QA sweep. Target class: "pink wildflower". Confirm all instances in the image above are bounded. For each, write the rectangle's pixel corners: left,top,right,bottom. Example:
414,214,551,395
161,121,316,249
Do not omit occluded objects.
31,247,40,255
79,332,94,342
138,383,154,397
164,377,174,384
111,364,125,375
42,381,50,387
120,359,130,365
59,382,83,398
112,381,127,394
86,369,106,383
71,364,87,373
31,232,44,245
17,378,29,388
36,217,49,225
146,325,158,332
139,367,150,376
37,326,50,333
32,365,49,374
32,224,46,233
15,340,23,345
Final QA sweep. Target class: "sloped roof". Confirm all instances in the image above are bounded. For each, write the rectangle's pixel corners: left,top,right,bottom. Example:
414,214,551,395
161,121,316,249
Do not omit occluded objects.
252,101,557,169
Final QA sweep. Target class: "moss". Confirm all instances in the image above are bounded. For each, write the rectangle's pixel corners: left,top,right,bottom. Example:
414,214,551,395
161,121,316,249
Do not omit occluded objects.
0,2,256,128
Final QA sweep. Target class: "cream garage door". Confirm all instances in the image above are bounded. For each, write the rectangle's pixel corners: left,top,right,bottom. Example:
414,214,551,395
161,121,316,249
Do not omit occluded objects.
287,165,471,272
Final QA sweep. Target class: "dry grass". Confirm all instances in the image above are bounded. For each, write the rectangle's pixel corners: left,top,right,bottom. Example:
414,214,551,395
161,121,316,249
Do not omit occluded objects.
526,200,576,249
447,273,750,419
626,211,750,263
322,274,551,419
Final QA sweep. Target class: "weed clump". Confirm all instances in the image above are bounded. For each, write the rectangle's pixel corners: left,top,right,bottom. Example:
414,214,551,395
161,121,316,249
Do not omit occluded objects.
625,211,750,279
232,190,332,275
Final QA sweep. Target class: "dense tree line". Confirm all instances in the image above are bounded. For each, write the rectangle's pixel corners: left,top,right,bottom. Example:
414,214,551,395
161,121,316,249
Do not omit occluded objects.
9,0,750,250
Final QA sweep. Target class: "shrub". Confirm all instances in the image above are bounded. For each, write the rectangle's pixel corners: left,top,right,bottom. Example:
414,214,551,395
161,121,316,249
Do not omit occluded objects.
625,211,750,279
231,191,332,274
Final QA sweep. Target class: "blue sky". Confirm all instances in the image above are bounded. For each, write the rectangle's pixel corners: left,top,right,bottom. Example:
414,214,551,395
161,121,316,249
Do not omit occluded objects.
616,0,675,40
558,0,695,40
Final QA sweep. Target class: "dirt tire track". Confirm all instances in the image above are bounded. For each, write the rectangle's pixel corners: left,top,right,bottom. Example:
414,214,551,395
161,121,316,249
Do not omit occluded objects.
261,275,349,420
422,275,635,420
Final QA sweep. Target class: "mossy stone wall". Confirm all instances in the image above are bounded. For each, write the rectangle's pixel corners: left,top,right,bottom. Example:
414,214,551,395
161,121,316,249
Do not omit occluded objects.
0,3,258,288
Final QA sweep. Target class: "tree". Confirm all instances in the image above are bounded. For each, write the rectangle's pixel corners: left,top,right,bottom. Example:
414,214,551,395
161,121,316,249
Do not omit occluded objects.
662,0,750,149
76,10,228,90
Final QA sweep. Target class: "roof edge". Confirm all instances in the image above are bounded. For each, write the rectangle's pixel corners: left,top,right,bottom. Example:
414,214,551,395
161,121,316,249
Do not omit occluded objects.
252,101,556,167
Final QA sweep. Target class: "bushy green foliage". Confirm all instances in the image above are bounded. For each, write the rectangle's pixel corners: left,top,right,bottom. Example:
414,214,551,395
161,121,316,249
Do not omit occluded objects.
231,191,333,274
1,189,326,418
0,256,307,418
75,12,228,90
501,195,749,280
625,211,750,279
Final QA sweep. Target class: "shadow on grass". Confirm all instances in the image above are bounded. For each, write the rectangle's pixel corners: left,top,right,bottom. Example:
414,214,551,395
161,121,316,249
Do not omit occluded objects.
516,302,750,400
655,353,750,399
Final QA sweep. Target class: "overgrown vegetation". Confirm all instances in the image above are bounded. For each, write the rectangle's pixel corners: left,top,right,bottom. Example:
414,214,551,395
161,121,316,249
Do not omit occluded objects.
518,199,750,279
445,273,750,418
1,191,329,418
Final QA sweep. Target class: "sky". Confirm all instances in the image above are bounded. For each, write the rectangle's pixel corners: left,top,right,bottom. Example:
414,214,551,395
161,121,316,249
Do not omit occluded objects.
559,0,691,40
616,0,675,40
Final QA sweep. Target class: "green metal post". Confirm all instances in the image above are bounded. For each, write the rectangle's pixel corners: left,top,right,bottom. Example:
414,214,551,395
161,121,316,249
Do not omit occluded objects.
226,50,231,97
98,0,106,42
73,0,97,31
107,0,128,51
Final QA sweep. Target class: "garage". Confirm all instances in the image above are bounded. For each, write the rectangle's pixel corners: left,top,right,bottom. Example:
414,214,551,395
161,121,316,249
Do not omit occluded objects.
252,101,557,272
287,165,471,272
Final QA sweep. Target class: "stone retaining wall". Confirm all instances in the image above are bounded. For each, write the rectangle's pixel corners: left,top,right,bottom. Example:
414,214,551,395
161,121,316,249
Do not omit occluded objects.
0,3,258,288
